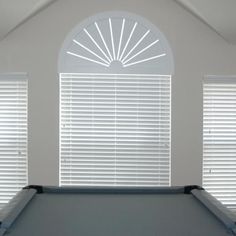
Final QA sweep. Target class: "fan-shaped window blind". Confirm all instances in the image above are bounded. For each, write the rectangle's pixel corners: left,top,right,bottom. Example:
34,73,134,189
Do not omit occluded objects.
203,76,236,212
59,12,174,187
0,74,28,209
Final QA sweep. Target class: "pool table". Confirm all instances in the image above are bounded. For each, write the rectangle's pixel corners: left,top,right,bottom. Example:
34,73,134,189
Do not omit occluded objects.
0,185,235,236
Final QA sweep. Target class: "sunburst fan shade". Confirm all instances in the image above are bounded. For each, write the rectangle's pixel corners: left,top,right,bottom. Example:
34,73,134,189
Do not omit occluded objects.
58,12,174,74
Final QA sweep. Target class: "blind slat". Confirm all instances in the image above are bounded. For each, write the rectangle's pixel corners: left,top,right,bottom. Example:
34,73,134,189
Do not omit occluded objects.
203,78,236,211
60,74,170,187
0,75,28,209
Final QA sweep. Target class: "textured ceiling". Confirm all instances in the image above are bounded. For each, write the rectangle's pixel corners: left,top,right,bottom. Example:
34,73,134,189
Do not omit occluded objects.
175,0,236,44
0,0,56,40
0,0,235,45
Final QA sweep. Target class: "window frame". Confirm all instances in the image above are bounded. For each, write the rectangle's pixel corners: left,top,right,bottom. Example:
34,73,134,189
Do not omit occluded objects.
203,75,236,212
59,73,171,187
58,11,174,187
0,73,28,209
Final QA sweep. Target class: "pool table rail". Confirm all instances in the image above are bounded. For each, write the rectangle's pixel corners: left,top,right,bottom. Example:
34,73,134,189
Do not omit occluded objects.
0,188,36,233
192,189,236,235
0,185,236,236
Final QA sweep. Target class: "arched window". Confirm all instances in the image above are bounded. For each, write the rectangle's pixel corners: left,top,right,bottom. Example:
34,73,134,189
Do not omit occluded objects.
58,11,174,187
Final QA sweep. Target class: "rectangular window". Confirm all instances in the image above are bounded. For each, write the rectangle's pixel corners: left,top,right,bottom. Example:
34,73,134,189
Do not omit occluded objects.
203,76,236,212
0,74,28,209
60,73,171,187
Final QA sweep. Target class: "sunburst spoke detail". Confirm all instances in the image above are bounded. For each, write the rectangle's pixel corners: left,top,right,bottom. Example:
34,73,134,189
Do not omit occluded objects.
121,30,150,63
117,18,125,61
123,53,166,67
123,39,159,65
73,39,110,65
119,22,137,61
95,22,113,61
84,28,112,63
109,18,116,60
67,51,110,67
60,14,173,71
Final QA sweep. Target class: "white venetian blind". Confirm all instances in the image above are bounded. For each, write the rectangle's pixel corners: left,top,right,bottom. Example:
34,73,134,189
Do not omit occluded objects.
60,73,171,187
203,76,236,212
0,74,28,209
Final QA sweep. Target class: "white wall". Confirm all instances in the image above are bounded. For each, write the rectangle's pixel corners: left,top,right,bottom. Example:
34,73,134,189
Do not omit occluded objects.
0,0,236,186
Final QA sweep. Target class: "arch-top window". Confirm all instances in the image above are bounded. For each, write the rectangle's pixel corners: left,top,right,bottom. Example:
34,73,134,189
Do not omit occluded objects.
58,11,174,187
